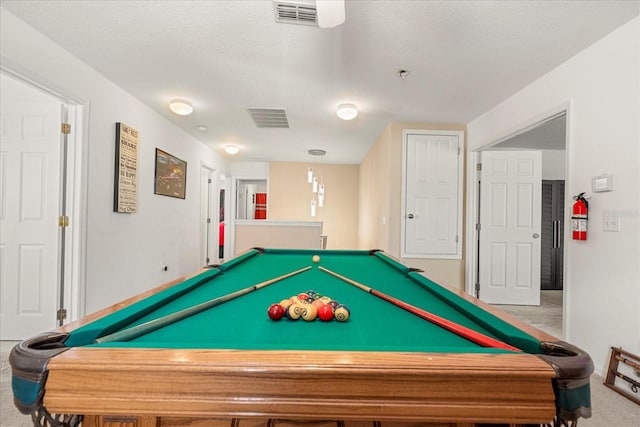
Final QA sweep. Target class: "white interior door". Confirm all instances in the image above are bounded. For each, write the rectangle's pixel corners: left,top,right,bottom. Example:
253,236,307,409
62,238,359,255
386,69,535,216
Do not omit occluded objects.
0,96,62,339
479,151,542,305
403,132,463,258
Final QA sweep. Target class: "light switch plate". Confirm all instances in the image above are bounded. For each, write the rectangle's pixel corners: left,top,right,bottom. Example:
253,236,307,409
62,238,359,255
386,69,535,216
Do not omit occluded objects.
603,210,620,232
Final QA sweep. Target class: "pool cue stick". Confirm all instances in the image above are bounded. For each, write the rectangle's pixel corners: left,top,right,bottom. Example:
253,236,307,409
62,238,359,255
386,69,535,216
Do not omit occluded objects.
95,266,312,344
318,266,521,352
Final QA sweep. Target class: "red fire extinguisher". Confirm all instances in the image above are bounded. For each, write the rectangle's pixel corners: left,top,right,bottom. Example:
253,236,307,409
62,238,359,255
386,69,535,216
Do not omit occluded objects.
572,193,589,241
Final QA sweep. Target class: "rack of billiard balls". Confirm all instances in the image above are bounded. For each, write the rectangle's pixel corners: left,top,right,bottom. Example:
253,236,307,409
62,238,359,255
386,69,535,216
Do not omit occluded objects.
267,290,350,322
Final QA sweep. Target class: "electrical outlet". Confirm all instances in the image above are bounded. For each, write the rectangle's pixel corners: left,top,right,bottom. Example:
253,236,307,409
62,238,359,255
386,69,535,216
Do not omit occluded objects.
603,211,620,232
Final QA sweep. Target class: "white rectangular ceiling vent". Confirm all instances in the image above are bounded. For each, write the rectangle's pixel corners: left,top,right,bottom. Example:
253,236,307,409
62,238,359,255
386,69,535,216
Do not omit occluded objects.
273,0,318,26
247,108,290,128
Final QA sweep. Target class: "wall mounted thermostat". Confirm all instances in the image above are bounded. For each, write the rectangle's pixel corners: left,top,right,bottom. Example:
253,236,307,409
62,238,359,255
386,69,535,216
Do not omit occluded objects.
592,173,613,192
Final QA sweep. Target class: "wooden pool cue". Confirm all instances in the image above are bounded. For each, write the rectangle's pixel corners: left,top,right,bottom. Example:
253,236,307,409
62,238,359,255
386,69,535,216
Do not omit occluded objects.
95,266,312,344
318,266,521,352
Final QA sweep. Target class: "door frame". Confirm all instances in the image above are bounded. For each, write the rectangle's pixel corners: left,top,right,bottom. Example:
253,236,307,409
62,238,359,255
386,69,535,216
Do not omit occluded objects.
464,102,571,331
200,162,217,267
1,66,89,324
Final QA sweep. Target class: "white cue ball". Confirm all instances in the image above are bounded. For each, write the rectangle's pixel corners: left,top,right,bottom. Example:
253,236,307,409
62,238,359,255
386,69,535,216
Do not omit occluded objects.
312,255,320,263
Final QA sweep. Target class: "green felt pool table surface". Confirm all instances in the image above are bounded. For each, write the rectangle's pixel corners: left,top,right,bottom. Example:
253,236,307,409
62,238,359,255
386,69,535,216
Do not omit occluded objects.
69,248,540,353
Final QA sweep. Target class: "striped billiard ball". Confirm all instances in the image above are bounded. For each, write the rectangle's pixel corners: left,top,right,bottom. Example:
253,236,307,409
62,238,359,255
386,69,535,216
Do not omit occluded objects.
334,305,350,322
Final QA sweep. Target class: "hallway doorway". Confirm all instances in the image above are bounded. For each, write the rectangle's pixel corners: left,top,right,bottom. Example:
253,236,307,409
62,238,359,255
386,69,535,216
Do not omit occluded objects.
467,110,568,334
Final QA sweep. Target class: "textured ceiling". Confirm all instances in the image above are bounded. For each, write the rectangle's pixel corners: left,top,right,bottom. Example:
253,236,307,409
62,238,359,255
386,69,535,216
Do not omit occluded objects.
2,0,638,163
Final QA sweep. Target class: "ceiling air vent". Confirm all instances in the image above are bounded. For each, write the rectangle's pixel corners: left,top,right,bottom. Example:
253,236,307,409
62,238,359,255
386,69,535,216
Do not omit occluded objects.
273,0,318,26
247,108,290,128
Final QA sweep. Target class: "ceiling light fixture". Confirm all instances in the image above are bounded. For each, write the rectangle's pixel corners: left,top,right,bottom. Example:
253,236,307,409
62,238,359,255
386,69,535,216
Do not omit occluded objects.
307,149,327,216
316,0,345,28
224,145,240,155
336,103,358,120
169,99,194,116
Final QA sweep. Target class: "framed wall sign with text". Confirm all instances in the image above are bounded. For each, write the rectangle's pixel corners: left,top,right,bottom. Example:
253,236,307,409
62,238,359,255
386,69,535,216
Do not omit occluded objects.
113,123,138,213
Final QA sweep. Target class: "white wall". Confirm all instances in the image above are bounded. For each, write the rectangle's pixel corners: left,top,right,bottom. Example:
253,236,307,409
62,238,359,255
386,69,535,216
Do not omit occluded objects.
468,17,639,374
1,9,229,315
542,150,566,180
229,161,270,178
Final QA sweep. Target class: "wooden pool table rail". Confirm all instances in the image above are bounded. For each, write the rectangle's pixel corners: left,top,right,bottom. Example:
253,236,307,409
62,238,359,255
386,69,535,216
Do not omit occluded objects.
44,346,557,425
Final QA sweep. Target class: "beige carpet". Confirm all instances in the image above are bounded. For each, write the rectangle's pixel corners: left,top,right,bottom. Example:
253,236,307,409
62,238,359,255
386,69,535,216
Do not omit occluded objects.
496,291,640,426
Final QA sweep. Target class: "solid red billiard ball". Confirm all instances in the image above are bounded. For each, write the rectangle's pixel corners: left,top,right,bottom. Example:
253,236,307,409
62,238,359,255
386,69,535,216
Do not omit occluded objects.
317,304,334,321
267,304,285,321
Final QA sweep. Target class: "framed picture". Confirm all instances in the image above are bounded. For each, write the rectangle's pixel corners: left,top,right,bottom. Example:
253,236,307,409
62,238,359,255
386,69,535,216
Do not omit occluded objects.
113,123,138,213
154,148,187,199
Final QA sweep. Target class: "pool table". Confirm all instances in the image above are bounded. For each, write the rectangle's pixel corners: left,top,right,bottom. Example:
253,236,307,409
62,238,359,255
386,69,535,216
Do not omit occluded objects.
11,249,593,427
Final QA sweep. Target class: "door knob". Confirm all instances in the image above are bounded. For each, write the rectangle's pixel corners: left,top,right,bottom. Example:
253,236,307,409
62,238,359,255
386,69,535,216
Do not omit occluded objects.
532,233,540,238
407,214,414,219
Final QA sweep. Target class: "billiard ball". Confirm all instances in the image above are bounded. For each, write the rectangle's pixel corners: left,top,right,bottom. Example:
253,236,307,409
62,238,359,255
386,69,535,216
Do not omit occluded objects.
328,300,340,309
297,293,309,301
285,304,302,320
312,299,325,310
317,304,334,321
334,305,350,322
267,304,285,321
312,255,320,263
301,304,318,321
280,299,293,309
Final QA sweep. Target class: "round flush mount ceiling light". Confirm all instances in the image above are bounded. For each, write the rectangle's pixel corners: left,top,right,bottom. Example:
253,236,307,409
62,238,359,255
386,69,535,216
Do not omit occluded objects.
224,145,240,155
169,99,194,116
336,103,358,120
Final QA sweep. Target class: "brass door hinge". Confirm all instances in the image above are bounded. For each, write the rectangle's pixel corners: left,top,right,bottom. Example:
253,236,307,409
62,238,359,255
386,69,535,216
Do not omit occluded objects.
57,308,67,321
61,123,71,134
58,216,69,227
